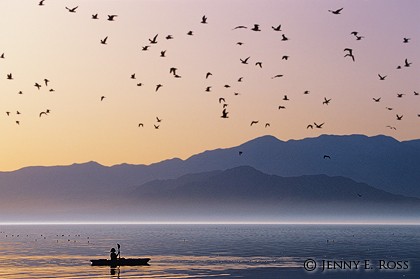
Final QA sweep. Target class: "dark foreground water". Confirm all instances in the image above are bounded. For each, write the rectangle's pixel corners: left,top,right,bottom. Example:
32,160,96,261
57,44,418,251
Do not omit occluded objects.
0,224,418,278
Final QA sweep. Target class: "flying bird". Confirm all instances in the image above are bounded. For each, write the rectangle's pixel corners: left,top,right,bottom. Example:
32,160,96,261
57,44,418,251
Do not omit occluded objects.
323,155,331,159
304,90,310,95
187,31,194,36
65,6,78,13
314,122,324,128
373,97,381,102
92,14,98,19
328,8,343,14
34,83,41,90
166,35,173,40
100,96,106,101
138,123,144,127
219,98,225,103
323,97,331,105
169,67,178,75
201,15,207,24
205,86,211,92
251,24,261,31
281,34,289,41
149,34,158,44
237,77,243,82
154,125,160,129
282,55,289,60
255,62,262,68
155,84,163,92
44,79,49,86
396,114,403,120
403,37,410,43
38,0,45,6
272,24,282,31
378,74,387,80
344,48,355,61
156,117,162,122
278,105,286,109
137,83,143,86
100,36,108,44
107,15,117,21
250,121,259,126
0,53,4,58
414,91,419,96
283,95,289,101
265,123,270,128
357,193,363,198
160,50,166,57
206,72,212,79
404,58,412,67
397,93,405,98
7,73,13,80
142,46,150,51
131,73,136,79
232,25,247,30
39,111,48,117
240,56,250,64
307,124,313,129
221,109,229,118
271,74,283,79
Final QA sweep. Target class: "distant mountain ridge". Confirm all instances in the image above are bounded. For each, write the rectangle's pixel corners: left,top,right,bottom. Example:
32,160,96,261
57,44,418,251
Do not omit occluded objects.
1,134,420,219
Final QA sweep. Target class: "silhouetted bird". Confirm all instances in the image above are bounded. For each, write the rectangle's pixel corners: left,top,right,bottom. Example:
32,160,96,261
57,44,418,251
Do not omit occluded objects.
414,91,419,96
314,122,324,128
396,114,403,120
323,97,331,105
107,15,117,21
386,125,397,130
304,90,310,94
282,55,289,60
44,79,49,86
237,77,243,82
201,15,207,24
219,98,225,103
34,83,41,90
92,14,98,19
272,24,282,31
265,123,270,128
233,25,247,30
271,74,283,79
0,53,4,58
39,0,45,6
187,31,194,36
206,72,212,79
323,155,331,159
251,24,261,31
7,73,13,80
344,48,355,61
403,37,410,43
283,95,289,101
131,73,136,79
160,50,166,57
281,34,289,41
224,85,231,88
66,6,78,13
240,56,250,64
328,8,343,14
137,83,143,86
169,67,178,75
149,34,158,44
250,121,259,126
142,46,150,51
397,93,404,98
39,111,47,117
100,96,106,101
138,123,144,127
307,124,313,129
373,97,381,102
100,36,108,44
357,193,362,198
278,105,286,109
205,86,211,92
154,125,160,129
378,74,386,80
155,84,163,92
404,59,412,67
156,117,162,122
221,109,229,118
238,151,243,155
255,62,262,68
166,35,173,40
236,42,243,45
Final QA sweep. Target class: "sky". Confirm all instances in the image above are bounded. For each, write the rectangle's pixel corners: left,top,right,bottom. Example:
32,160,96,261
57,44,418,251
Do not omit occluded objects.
0,0,419,171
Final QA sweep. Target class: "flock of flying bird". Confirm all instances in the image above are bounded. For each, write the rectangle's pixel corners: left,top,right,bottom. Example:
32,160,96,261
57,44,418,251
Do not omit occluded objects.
1,3,417,149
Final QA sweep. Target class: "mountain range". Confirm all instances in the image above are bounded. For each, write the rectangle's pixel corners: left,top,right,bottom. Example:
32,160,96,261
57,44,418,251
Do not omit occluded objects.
0,134,419,222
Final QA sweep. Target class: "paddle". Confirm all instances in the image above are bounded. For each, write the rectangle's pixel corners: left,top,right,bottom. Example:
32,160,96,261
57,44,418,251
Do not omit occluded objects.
117,243,121,260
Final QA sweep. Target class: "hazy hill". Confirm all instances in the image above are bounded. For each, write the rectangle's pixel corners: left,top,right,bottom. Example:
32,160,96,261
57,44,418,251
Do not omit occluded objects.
125,166,420,221
0,134,419,216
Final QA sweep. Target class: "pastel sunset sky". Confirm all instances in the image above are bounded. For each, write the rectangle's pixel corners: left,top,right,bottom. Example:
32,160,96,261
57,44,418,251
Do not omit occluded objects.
0,0,418,171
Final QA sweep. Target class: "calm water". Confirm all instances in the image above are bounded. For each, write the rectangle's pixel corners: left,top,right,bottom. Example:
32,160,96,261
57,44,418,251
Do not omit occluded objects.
0,224,418,278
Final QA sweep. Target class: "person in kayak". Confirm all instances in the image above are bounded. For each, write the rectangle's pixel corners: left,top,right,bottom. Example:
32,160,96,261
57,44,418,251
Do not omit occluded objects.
110,247,119,262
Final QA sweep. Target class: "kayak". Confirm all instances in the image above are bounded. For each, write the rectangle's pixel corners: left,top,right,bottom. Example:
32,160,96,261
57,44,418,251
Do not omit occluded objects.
90,258,150,266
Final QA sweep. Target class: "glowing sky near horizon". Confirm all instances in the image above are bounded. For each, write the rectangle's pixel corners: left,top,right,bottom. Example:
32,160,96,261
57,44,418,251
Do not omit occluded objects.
0,0,418,171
